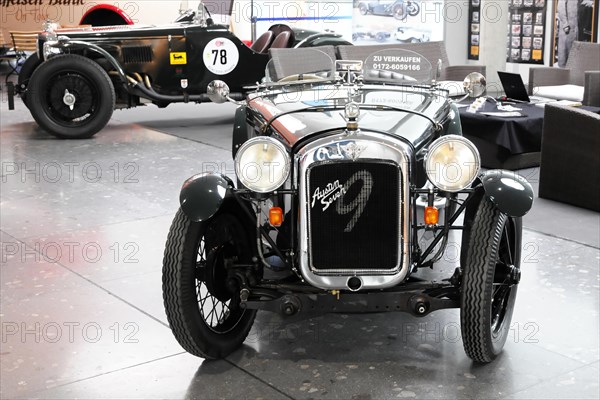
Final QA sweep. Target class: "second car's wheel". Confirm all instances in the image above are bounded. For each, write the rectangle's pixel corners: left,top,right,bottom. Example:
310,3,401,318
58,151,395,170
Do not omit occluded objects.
163,205,257,359
359,3,368,14
461,199,522,363
393,4,407,19
17,53,43,109
27,54,115,139
375,32,386,42
407,1,420,16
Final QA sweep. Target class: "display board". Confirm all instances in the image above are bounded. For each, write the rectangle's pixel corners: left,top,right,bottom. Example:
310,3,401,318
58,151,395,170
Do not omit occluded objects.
467,0,481,60
551,0,599,67
506,0,548,64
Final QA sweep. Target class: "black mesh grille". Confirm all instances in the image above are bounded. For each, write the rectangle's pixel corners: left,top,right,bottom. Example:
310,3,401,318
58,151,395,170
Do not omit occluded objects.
122,46,153,63
308,161,400,271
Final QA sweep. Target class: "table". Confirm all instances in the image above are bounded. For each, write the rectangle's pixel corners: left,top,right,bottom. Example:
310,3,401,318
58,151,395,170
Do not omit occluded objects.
458,101,545,170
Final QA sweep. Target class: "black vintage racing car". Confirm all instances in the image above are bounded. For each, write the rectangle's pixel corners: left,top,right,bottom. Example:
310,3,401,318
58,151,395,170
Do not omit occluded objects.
162,48,534,363
9,3,350,139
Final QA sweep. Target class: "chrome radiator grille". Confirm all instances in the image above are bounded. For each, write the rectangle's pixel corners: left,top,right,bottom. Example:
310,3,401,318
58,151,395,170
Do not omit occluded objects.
307,160,401,271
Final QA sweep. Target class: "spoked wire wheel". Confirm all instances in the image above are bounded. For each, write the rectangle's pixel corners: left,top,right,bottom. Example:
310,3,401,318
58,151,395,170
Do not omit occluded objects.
194,219,247,334
163,207,257,359
461,199,522,362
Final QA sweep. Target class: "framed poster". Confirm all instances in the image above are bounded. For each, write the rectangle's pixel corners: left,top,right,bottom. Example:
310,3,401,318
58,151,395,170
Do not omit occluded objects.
507,0,548,64
468,0,481,59
552,0,599,67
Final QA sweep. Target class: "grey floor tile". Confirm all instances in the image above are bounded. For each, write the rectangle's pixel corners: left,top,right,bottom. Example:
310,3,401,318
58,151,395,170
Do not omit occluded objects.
111,102,239,151
6,215,176,283
0,184,170,240
514,244,600,364
99,271,168,326
1,254,183,398
506,363,600,399
28,353,288,400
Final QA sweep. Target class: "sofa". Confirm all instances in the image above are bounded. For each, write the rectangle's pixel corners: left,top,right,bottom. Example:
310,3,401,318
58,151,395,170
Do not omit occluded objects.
528,41,600,106
539,104,600,211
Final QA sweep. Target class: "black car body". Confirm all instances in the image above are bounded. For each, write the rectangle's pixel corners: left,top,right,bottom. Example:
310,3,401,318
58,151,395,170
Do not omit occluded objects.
10,8,350,139
162,48,534,363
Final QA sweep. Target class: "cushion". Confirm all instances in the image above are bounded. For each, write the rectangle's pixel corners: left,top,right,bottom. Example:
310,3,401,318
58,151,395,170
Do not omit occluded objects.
533,84,584,101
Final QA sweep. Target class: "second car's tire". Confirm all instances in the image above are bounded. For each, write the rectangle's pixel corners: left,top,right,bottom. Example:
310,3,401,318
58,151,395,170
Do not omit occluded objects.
407,1,420,16
17,53,43,109
460,198,522,363
393,4,407,19
359,3,368,15
163,205,257,359
27,54,115,139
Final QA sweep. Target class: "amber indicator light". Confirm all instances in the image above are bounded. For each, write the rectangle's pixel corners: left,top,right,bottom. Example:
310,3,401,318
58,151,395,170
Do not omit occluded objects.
269,207,283,227
424,206,439,225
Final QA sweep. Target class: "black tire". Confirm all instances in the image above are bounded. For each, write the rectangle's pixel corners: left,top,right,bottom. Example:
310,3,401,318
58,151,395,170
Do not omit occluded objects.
407,1,420,17
375,32,386,43
359,3,368,15
162,206,257,359
393,4,407,19
461,199,522,363
17,53,43,109
27,54,115,139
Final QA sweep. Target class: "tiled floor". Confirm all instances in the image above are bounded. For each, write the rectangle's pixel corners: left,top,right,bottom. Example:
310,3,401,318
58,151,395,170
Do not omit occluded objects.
1,80,599,399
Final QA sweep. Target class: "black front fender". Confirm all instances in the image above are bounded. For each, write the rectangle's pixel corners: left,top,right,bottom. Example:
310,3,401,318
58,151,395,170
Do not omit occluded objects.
480,170,534,217
179,173,234,222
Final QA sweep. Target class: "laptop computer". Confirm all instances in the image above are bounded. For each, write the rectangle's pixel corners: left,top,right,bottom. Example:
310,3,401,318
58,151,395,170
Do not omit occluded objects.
497,71,533,102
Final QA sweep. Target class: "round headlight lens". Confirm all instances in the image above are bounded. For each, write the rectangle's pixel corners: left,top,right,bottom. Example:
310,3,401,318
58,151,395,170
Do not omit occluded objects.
235,137,291,193
425,135,480,192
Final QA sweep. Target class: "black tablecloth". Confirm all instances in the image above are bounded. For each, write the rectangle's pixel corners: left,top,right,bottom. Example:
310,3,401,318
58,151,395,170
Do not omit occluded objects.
459,101,600,155
459,101,545,155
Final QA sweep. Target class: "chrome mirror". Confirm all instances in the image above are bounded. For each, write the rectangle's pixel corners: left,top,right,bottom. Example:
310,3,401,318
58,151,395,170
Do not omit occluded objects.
463,72,486,98
207,80,230,104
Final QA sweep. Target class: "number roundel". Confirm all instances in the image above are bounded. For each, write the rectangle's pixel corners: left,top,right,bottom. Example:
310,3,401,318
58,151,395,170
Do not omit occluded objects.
203,38,240,75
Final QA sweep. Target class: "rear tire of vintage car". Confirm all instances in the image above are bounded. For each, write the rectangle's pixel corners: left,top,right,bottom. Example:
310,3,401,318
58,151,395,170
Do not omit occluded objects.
27,54,115,139
407,1,420,16
375,32,387,43
460,199,522,363
162,207,257,359
394,4,408,19
17,53,43,109
359,3,368,14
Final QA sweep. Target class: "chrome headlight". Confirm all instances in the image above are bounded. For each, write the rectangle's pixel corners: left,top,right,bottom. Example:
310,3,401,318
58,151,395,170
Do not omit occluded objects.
425,135,480,192
42,41,62,60
235,137,290,193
